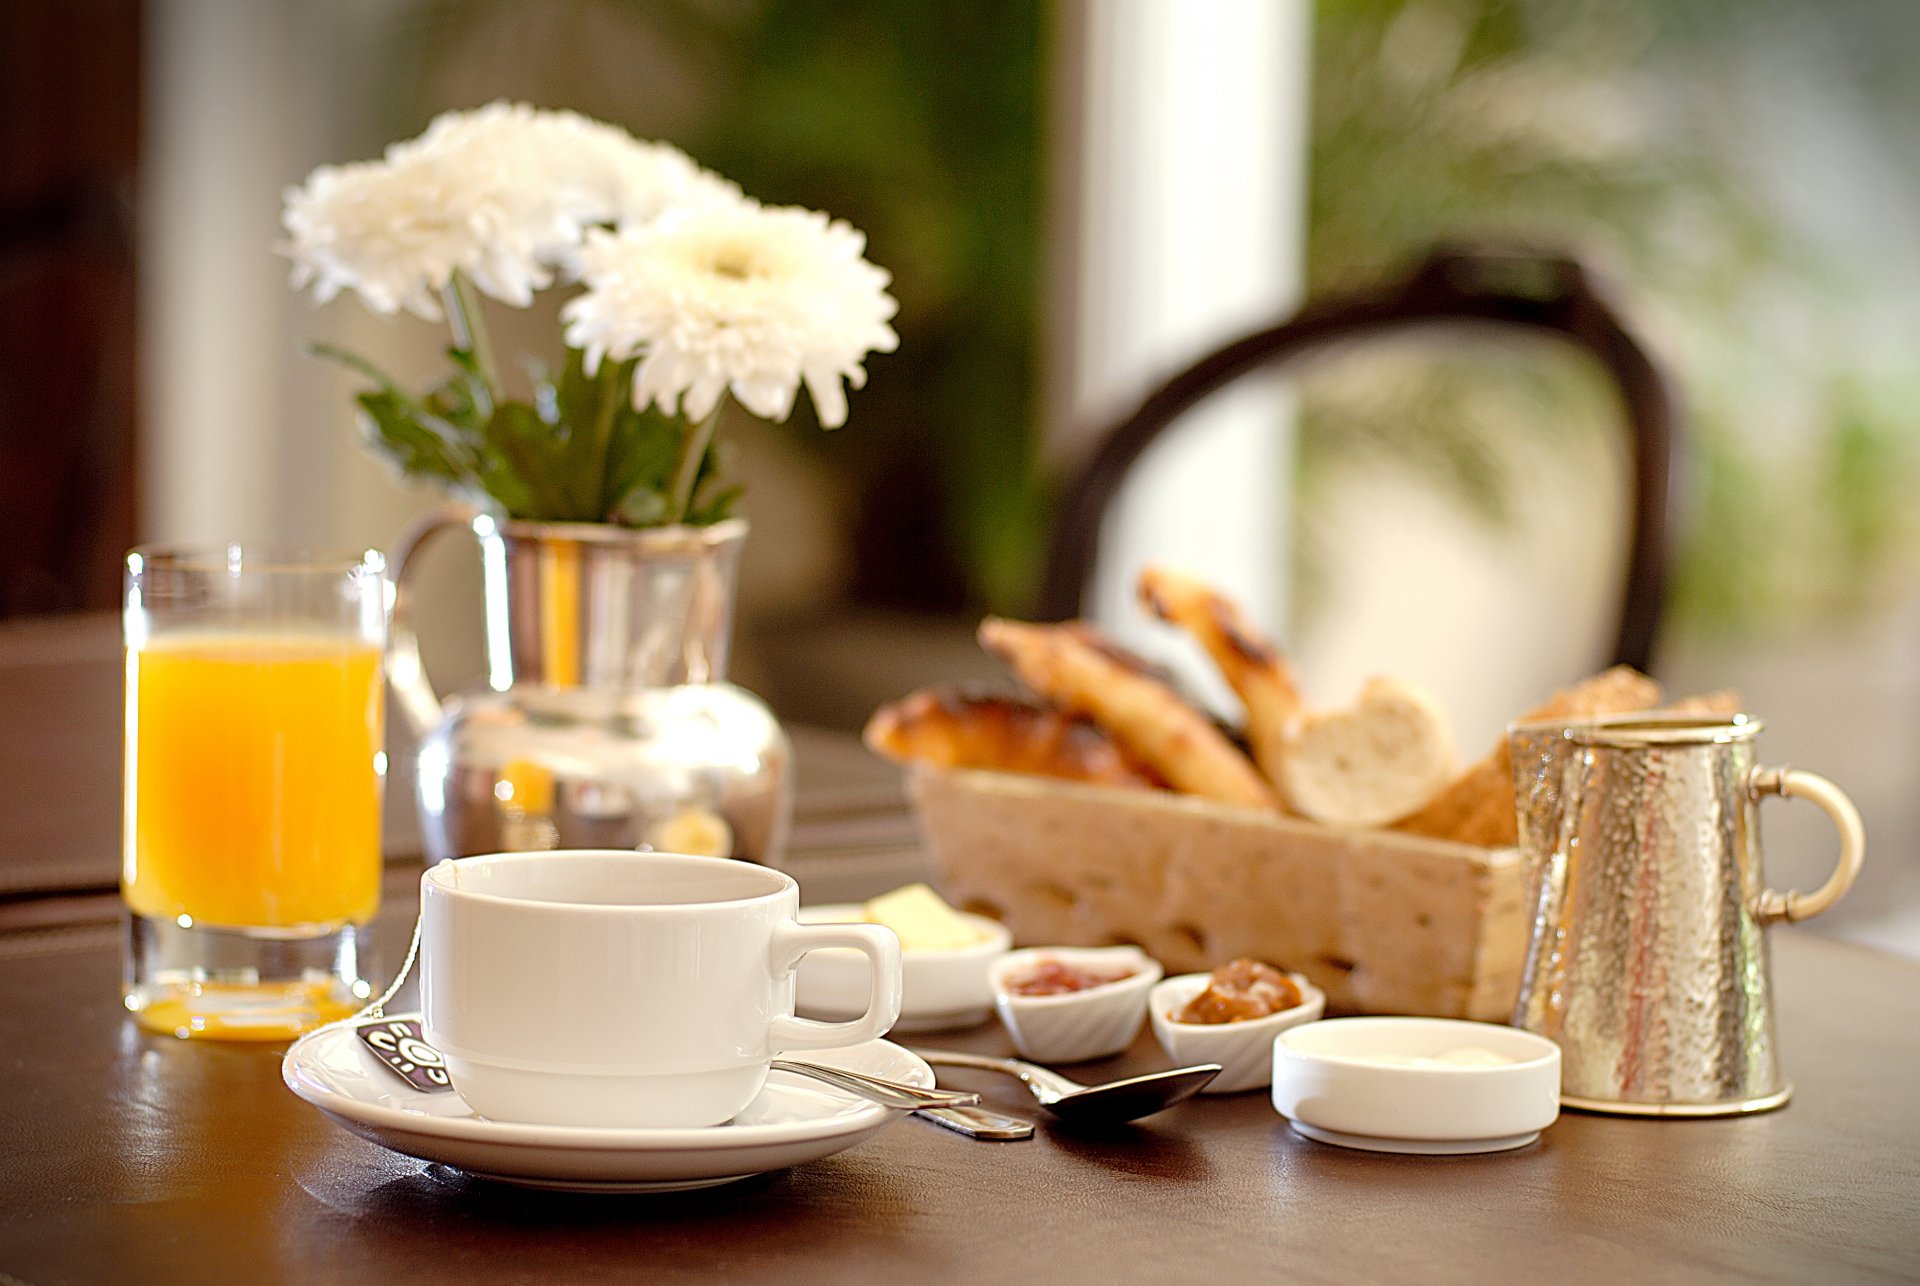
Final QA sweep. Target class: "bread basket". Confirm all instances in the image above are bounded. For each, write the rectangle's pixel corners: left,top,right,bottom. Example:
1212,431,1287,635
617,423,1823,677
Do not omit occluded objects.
910,766,1530,1021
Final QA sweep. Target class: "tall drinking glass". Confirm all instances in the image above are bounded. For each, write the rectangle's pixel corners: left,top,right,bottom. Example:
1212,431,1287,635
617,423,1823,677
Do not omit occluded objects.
123,546,388,1040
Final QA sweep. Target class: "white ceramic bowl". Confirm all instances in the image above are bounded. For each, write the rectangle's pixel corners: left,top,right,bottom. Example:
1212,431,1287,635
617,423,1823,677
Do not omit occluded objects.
988,946,1163,1064
1271,1017,1561,1154
1149,972,1326,1094
795,904,1012,1033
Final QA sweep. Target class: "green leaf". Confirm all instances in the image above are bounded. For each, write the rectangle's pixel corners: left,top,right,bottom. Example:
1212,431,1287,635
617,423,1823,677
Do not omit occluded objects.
612,487,668,526
600,411,686,523
314,341,490,499
309,342,406,391
354,389,467,482
479,401,576,519
551,349,623,516
555,346,602,421
473,453,539,516
435,347,496,425
685,483,744,526
315,339,739,528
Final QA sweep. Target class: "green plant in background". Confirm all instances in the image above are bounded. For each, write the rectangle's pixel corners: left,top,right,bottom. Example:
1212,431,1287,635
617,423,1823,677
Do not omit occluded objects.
384,0,1047,611
669,1,1048,611
371,0,1917,631
1304,0,1920,637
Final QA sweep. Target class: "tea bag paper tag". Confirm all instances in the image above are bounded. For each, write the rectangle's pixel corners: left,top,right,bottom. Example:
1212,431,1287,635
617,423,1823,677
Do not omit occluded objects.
356,1018,454,1093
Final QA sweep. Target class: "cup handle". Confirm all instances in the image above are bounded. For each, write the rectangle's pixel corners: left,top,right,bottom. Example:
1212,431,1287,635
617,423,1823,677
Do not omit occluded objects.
767,922,903,1052
1749,766,1866,924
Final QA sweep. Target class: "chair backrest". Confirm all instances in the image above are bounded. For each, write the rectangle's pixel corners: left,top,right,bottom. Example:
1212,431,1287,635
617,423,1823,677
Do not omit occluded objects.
1037,245,1681,674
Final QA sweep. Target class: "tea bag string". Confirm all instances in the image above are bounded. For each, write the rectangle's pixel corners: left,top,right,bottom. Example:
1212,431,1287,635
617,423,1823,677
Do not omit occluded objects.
301,908,425,1041
356,909,424,1022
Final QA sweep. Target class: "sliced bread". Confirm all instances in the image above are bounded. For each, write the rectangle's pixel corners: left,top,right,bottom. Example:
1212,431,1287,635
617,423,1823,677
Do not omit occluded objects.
1277,676,1460,828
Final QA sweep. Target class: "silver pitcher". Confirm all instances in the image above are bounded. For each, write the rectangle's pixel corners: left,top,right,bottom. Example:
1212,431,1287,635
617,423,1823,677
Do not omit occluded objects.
387,509,791,866
1509,714,1863,1115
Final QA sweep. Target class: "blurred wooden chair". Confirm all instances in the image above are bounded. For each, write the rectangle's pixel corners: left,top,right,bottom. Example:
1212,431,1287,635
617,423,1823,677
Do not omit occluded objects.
1037,245,1681,686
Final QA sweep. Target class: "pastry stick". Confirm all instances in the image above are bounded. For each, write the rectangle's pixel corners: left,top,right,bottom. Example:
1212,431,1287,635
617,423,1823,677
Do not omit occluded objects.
1135,565,1304,791
863,688,1162,788
978,618,1279,810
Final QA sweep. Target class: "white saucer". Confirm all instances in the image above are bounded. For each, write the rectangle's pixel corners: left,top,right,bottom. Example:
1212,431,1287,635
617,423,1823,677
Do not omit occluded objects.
282,1016,934,1193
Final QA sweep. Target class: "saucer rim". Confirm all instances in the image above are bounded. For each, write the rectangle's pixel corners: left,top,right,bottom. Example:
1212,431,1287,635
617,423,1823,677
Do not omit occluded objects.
281,1015,933,1151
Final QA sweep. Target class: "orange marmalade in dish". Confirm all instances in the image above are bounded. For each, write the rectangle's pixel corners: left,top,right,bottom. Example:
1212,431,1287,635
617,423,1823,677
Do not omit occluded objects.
1174,959,1303,1023
1002,958,1138,996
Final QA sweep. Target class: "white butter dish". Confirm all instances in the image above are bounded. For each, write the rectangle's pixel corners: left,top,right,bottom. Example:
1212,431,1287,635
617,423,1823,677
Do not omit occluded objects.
1271,1016,1560,1154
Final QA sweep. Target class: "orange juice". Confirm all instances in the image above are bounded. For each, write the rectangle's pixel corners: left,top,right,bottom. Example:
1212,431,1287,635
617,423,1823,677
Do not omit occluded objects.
123,632,384,929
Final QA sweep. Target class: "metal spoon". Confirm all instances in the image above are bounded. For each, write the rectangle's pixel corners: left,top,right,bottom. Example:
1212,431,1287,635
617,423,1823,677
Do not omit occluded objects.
769,1059,981,1112
912,1103,1035,1141
913,1049,1222,1124
771,1061,1033,1140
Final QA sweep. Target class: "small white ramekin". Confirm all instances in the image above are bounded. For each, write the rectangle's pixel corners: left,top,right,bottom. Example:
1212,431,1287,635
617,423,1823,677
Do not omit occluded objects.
1271,1016,1561,1154
1148,972,1326,1094
988,946,1162,1064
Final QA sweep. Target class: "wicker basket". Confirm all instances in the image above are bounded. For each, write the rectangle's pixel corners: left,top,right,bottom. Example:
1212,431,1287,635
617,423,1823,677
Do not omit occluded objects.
911,766,1530,1021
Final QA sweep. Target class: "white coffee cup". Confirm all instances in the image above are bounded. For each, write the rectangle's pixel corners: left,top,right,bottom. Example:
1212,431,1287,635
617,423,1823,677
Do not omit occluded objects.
418,850,903,1128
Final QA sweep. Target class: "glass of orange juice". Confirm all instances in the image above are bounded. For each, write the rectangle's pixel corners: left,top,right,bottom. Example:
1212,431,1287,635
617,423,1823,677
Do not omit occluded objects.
122,546,387,1040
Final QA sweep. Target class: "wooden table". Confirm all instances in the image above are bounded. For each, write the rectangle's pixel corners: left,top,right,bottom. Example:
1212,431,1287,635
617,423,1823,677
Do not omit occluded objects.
3,617,1918,1283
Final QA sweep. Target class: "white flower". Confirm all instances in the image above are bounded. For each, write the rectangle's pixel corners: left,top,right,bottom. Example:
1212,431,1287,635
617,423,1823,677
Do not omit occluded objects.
562,201,900,427
282,102,735,317
402,102,739,244
282,149,553,319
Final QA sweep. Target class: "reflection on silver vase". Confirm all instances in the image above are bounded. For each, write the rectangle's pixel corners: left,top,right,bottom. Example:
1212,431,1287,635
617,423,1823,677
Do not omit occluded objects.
389,510,791,865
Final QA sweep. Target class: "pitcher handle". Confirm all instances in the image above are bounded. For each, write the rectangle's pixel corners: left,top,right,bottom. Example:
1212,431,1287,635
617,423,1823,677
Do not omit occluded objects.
387,504,478,740
1748,766,1866,925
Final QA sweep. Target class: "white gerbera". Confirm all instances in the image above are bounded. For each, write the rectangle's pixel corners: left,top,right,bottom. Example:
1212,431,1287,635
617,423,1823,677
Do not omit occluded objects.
282,102,735,317
562,202,900,427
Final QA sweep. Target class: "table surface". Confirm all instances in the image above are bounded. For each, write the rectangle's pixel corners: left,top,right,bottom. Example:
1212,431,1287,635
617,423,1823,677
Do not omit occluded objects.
3,616,1919,1285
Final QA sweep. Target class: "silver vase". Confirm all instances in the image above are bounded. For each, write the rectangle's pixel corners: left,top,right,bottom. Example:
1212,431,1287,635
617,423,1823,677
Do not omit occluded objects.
388,509,791,865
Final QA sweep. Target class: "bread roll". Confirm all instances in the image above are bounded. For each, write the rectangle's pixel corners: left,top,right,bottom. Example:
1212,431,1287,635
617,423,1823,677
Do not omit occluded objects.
1663,689,1743,717
1393,665,1664,848
1276,676,1460,828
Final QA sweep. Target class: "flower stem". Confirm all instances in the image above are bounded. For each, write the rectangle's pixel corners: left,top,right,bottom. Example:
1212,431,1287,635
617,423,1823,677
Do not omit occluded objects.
587,357,622,518
442,272,503,416
666,402,725,524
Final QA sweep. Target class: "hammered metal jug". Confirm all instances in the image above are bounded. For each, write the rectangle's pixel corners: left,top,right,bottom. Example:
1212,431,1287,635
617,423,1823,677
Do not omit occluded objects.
386,509,791,866
1509,714,1863,1115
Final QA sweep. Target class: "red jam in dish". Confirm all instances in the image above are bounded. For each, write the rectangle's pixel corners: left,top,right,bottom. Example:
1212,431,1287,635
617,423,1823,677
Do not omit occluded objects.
1003,957,1136,997
1174,959,1303,1024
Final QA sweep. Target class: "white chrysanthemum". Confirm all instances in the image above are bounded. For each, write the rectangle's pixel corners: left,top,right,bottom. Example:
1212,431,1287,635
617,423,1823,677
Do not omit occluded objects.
282,102,737,317
282,149,560,318
402,102,740,242
562,202,900,428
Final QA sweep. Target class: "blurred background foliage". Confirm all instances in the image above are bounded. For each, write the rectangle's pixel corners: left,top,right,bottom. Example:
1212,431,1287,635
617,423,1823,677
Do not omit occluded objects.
376,0,1920,635
383,0,1048,613
1303,0,1920,638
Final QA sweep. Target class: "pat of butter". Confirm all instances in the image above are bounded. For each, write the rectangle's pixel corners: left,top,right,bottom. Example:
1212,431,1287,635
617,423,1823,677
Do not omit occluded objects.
862,883,987,951
1348,1046,1516,1069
